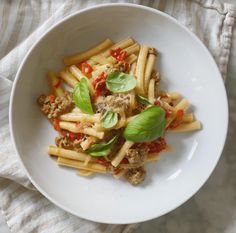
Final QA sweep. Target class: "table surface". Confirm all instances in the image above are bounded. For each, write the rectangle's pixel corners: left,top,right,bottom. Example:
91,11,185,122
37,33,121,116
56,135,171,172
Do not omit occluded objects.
0,1,235,232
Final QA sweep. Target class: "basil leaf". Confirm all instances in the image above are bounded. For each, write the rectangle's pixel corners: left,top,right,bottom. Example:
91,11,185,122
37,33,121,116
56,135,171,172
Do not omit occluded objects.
123,106,166,142
88,149,111,157
101,110,118,128
73,78,94,114
87,136,118,157
136,95,151,105
106,72,137,93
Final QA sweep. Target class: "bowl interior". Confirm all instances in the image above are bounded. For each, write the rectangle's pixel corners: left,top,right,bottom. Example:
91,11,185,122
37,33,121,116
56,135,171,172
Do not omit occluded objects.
10,4,228,224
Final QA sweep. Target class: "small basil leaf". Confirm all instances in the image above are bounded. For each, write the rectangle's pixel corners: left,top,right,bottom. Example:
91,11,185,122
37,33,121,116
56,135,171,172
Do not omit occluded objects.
73,78,94,114
123,106,166,142
87,136,118,157
106,72,137,93
136,95,151,105
101,110,118,128
88,149,111,157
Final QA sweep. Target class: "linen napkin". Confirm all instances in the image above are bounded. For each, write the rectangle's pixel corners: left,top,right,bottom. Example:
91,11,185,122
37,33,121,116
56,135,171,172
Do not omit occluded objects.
0,1,235,233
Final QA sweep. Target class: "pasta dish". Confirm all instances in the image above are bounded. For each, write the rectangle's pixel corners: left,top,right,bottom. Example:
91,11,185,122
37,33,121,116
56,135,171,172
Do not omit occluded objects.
37,37,201,185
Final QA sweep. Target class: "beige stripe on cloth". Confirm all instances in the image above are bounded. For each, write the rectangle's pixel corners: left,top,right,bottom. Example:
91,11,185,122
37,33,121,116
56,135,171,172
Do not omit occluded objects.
0,0,235,232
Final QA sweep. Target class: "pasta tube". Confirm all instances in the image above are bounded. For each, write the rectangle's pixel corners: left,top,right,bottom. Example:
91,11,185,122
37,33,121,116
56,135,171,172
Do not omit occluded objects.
169,92,181,101
147,153,160,162
148,78,155,104
59,70,79,88
48,146,88,161
64,38,113,66
80,136,97,150
59,121,104,139
111,141,134,167
69,65,94,94
90,55,112,65
135,45,149,95
59,112,101,123
124,43,140,55
77,170,94,176
126,54,137,64
105,43,140,64
175,98,189,111
114,111,126,129
183,113,194,123
113,169,127,179
144,48,157,93
48,71,64,97
129,91,136,113
166,98,189,127
83,155,92,166
58,157,107,173
129,62,136,76
101,37,134,57
167,121,201,132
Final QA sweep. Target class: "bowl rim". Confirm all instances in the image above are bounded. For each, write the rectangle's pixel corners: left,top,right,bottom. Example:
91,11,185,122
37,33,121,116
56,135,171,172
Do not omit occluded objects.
9,3,229,224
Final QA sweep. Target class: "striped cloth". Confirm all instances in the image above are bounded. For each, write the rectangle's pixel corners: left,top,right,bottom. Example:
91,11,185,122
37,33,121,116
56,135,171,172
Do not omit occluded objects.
0,1,235,233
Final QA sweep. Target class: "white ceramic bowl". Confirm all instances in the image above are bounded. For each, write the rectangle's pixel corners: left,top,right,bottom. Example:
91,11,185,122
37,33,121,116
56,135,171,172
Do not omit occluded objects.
10,4,228,224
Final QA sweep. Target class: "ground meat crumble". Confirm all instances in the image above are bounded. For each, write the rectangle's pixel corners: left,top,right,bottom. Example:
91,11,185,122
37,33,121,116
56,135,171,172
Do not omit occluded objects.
95,93,131,114
55,133,83,152
126,148,149,165
125,166,146,185
37,91,74,119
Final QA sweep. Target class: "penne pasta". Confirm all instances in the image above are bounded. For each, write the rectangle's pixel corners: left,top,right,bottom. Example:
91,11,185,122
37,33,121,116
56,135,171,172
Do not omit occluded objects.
175,98,189,111
59,112,101,123
106,56,117,64
113,169,127,179
48,71,64,96
114,111,126,129
48,145,88,161
90,55,112,65
169,92,181,101
124,43,140,55
77,169,94,176
91,64,112,78
166,98,189,127
93,123,106,132
161,101,175,111
58,157,107,173
129,62,136,76
64,38,113,66
126,54,137,64
59,121,104,139
83,155,92,166
80,137,96,150
147,153,160,162
69,65,94,94
89,37,135,65
105,43,140,64
167,121,201,132
135,45,149,95
101,37,134,57
129,91,136,113
148,78,155,104
111,141,134,167
59,70,79,88
183,113,194,123
144,49,157,93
